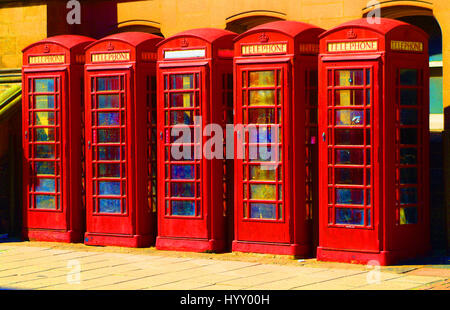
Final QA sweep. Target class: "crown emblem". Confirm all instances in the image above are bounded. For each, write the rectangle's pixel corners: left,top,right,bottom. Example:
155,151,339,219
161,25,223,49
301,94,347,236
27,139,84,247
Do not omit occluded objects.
107,42,114,51
43,45,50,53
258,33,269,43
347,29,357,39
180,38,189,47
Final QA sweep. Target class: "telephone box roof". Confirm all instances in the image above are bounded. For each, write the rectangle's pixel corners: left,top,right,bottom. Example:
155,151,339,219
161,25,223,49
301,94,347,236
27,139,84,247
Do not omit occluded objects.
22,34,95,52
157,28,237,46
87,32,163,48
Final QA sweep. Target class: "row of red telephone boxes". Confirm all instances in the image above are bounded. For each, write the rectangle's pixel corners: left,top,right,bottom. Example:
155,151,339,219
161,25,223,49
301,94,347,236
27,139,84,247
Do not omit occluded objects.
22,18,430,265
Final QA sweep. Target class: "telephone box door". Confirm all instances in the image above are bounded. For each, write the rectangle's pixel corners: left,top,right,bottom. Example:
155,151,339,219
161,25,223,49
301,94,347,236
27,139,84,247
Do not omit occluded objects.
24,72,66,229
235,63,290,244
158,66,208,239
85,70,133,235
319,61,380,252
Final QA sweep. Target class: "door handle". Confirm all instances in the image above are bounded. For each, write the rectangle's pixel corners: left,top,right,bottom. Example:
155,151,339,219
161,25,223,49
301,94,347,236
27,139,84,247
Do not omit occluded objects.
322,132,326,142
160,131,163,141
88,141,91,150
25,131,28,140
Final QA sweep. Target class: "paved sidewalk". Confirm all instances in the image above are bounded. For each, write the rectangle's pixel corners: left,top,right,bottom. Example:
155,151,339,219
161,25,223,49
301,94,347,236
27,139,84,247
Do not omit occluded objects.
0,242,448,290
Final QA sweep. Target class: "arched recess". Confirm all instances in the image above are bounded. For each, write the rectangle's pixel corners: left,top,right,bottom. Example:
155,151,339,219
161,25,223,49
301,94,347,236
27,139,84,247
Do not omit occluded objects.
114,20,164,37
225,10,286,34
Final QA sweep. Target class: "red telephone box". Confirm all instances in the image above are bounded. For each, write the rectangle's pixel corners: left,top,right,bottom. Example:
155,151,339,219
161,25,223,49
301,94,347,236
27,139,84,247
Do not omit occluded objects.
317,18,430,265
84,32,162,247
232,21,325,256
156,28,236,252
22,35,94,242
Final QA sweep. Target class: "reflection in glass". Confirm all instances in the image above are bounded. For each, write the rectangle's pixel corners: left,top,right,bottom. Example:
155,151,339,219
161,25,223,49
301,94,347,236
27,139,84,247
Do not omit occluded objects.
249,166,276,181
400,207,418,224
400,148,417,164
170,74,194,90
400,188,418,204
35,128,55,142
249,71,275,87
248,126,280,143
335,110,364,126
250,184,276,200
336,188,364,205
248,108,275,124
170,93,193,108
335,168,364,185
335,70,364,86
98,199,121,213
97,77,120,91
335,149,364,165
335,208,364,225
170,110,193,125
35,161,55,175
400,89,418,105
171,183,195,197
35,145,55,159
35,112,55,126
98,129,120,143
400,69,418,86
35,95,55,109
335,90,365,106
250,203,276,219
171,200,195,216
335,129,364,145
35,195,56,209
400,168,417,185
35,178,55,192
249,90,275,106
98,163,120,178
99,181,121,196
98,94,120,108
98,112,120,126
171,165,195,180
98,146,121,160
35,79,55,93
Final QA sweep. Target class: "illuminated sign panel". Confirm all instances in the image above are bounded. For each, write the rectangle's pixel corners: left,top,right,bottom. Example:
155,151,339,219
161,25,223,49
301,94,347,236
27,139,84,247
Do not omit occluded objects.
164,49,206,59
29,55,65,64
391,41,423,52
327,41,378,52
241,43,288,56
91,52,130,63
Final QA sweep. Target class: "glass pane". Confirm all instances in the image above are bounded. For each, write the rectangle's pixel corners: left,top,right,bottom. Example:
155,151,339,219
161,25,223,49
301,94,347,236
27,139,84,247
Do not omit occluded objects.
248,108,276,124
400,148,417,164
35,145,55,159
97,77,120,91
34,95,55,109
170,74,194,90
171,200,195,216
336,188,364,205
400,128,417,145
250,203,276,219
335,208,364,225
171,183,195,197
35,112,55,126
335,90,365,106
34,79,55,93
335,129,365,145
98,163,121,178
400,69,418,86
35,195,56,209
98,112,120,126
98,146,121,160
98,129,120,143
250,184,276,200
400,188,418,204
35,178,55,192
99,181,121,196
248,127,281,143
170,110,194,125
34,128,55,142
35,161,55,175
335,168,364,185
249,90,275,106
335,109,364,126
170,93,193,108
400,89,418,105
249,166,276,181
400,207,418,224
98,94,120,109
400,168,417,185
248,145,281,162
400,109,418,125
249,71,275,87
335,149,364,165
170,165,195,180
98,199,121,213
335,70,364,86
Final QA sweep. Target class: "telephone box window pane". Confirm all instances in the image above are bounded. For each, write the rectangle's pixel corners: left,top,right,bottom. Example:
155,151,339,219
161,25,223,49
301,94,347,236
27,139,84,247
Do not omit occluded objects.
335,149,364,165
35,162,55,175
249,166,276,181
335,90,364,106
248,146,280,162
171,165,195,180
400,148,417,164
249,90,275,106
98,112,120,126
171,200,195,216
97,77,120,91
35,178,55,192
34,95,55,109
336,188,364,205
335,208,364,225
35,112,55,126
335,110,364,126
250,184,276,200
34,79,55,93
170,110,193,125
400,69,418,86
400,128,417,145
98,199,121,213
400,188,418,204
400,207,418,224
35,195,56,209
99,181,121,196
335,168,364,185
249,127,280,143
400,89,418,105
171,183,195,197
98,129,120,143
250,203,276,219
335,70,364,86
98,94,120,109
249,71,275,87
35,128,55,142
400,168,418,185
335,129,364,145
35,145,55,159
170,75,194,90
400,109,418,125
170,93,193,108
248,108,276,124
98,163,120,178
98,146,121,161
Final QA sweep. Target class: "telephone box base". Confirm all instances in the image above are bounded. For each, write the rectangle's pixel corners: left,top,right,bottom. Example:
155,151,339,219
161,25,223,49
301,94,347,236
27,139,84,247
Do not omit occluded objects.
156,236,225,253
23,229,83,243
84,233,153,248
232,240,311,257
317,246,431,266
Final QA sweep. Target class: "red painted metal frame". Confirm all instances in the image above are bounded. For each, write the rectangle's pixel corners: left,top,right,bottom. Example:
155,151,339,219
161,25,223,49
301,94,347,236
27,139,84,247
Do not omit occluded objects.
317,18,430,265
156,28,236,252
22,35,95,242
232,21,325,256
84,32,162,247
